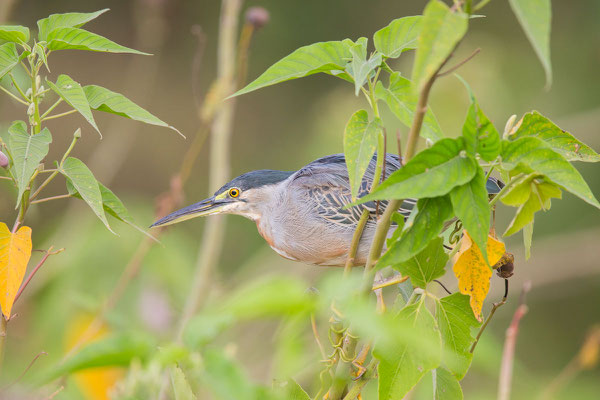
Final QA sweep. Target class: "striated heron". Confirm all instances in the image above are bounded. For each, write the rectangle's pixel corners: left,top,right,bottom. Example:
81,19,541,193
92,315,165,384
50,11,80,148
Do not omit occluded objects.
151,154,502,266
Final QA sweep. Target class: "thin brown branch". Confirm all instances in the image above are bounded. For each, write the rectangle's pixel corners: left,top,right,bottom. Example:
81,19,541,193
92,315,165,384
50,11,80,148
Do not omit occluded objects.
498,281,531,400
470,279,509,353
2,351,47,389
30,193,72,204
436,48,481,77
311,314,327,360
14,247,63,304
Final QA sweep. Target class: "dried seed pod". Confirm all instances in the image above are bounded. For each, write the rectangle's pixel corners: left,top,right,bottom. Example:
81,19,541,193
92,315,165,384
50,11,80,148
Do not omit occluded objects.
494,252,515,278
245,7,270,29
0,150,8,168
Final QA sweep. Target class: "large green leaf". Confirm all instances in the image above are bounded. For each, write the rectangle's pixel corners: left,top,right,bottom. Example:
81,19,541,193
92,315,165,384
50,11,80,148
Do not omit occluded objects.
435,293,480,380
42,333,154,382
201,349,257,400
376,299,441,400
343,110,382,199
170,366,196,400
450,167,490,263
47,74,100,135
433,368,464,400
83,85,181,135
0,25,29,43
501,137,599,208
233,41,351,97
510,111,599,162
273,379,311,400
59,157,111,231
392,237,447,288
357,138,476,203
183,312,234,349
37,9,109,41
412,0,468,92
508,0,552,87
375,72,443,142
461,101,501,162
346,38,382,95
46,27,148,55
380,196,453,266
373,16,422,58
7,121,52,207
0,42,22,79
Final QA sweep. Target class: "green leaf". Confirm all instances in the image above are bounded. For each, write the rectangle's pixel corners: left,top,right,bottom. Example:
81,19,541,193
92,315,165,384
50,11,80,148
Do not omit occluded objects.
358,138,476,203
83,85,181,135
450,167,490,263
510,111,599,162
59,157,112,232
0,42,23,79
501,137,599,208
375,72,443,142
508,0,552,87
46,27,149,55
42,333,154,382
376,299,441,400
273,379,311,400
373,16,422,58
37,9,109,41
47,74,100,135
412,0,468,92
435,293,480,379
345,38,382,96
7,121,52,207
33,42,50,72
433,368,464,400
523,221,533,260
66,179,154,239
183,312,234,349
170,366,196,400
380,196,453,266
0,25,30,43
202,349,257,400
392,237,448,288
222,276,315,320
233,41,351,97
343,110,382,199
502,174,561,236
461,101,501,162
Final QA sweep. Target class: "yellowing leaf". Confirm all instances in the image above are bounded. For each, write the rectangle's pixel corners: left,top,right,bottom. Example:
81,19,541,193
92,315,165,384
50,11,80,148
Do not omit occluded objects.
0,222,32,319
65,314,124,400
452,231,505,321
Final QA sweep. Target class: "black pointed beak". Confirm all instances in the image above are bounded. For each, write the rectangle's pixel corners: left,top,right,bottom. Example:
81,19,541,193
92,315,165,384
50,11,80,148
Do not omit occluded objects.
150,196,226,228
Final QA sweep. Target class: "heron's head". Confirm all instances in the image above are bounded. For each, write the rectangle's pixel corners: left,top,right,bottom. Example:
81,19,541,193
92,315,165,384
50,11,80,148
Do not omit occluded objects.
151,169,293,228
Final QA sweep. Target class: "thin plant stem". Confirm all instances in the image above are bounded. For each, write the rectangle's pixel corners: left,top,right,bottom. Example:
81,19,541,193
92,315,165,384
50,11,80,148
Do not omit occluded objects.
470,279,509,353
40,98,63,119
343,359,378,400
489,173,526,207
0,85,28,105
30,193,72,204
343,209,370,276
0,176,12,181
9,73,30,101
14,247,62,304
437,48,480,77
474,0,493,11
498,282,531,400
41,109,77,121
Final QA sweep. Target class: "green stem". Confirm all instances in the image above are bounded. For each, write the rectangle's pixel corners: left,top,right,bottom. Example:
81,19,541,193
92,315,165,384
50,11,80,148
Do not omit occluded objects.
0,85,28,105
40,98,63,119
473,0,493,11
30,193,72,205
343,209,370,276
42,109,77,121
342,359,378,400
10,73,30,102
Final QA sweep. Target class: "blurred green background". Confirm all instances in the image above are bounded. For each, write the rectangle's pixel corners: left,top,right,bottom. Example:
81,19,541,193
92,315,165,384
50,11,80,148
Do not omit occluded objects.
0,0,599,398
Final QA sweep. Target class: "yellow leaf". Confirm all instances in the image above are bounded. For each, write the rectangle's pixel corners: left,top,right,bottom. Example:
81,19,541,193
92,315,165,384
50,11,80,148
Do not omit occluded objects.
0,222,32,319
452,230,505,321
65,314,124,400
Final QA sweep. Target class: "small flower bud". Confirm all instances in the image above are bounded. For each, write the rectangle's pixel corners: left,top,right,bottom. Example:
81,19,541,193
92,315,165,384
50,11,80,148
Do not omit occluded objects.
35,75,41,88
503,114,518,139
245,7,270,29
0,150,9,168
27,102,35,116
73,128,82,139
25,88,32,98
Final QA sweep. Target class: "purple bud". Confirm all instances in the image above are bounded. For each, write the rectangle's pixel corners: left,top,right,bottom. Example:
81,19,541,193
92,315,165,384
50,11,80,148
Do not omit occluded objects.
0,150,8,168
245,7,270,29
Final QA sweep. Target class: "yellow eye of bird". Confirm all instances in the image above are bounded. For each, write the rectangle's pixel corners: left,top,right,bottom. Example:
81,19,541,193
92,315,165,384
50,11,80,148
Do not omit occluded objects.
229,188,240,198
